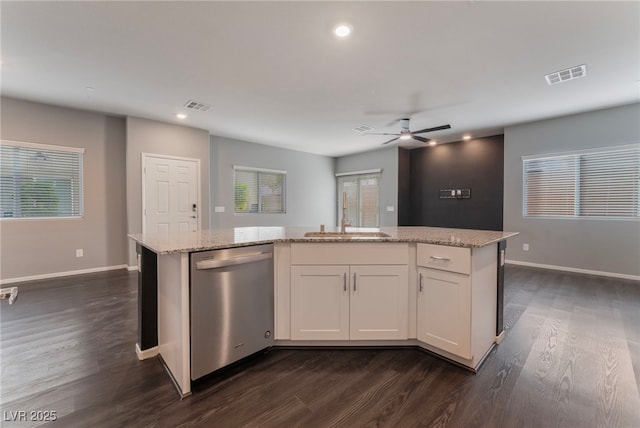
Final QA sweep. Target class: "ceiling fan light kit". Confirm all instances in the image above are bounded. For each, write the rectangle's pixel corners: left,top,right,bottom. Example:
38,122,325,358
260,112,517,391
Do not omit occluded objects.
364,118,451,146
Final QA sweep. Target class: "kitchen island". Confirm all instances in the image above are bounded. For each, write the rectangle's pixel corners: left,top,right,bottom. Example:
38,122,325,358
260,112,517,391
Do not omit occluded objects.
129,226,517,397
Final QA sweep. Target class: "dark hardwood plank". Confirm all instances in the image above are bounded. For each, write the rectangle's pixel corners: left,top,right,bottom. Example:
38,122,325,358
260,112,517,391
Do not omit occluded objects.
1,266,639,428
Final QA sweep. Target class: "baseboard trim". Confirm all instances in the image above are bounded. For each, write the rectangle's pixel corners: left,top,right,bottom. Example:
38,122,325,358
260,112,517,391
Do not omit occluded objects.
505,259,640,281
158,353,191,399
0,264,129,285
135,343,159,360
127,265,139,272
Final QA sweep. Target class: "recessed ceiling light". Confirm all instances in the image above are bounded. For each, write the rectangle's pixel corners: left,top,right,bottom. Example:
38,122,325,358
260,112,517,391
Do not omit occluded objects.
176,113,187,119
463,134,471,140
429,141,437,146
333,24,352,38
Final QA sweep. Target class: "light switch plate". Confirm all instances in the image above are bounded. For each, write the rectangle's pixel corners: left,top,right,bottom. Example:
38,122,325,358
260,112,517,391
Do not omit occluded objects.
386,206,395,212
214,206,225,213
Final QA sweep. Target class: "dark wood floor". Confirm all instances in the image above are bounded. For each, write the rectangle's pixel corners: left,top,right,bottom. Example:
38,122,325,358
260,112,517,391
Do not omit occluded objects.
1,266,639,428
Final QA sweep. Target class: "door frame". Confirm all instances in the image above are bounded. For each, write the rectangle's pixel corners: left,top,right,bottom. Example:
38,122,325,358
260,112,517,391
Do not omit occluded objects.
141,152,201,234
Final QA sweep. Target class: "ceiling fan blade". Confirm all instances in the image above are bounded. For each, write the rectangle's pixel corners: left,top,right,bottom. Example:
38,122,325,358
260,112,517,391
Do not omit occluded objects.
364,132,401,136
381,137,400,145
412,135,430,143
412,124,451,134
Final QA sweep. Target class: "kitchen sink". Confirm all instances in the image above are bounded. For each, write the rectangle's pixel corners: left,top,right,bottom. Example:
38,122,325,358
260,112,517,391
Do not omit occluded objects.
304,231,391,239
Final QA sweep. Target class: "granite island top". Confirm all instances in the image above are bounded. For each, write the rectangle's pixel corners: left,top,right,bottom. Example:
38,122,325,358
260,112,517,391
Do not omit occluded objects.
129,226,518,254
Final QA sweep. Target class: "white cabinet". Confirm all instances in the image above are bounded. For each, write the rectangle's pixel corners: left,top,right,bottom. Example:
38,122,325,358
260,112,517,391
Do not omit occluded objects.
416,243,497,366
417,267,471,358
291,265,349,340
289,243,409,341
349,265,408,340
291,264,408,340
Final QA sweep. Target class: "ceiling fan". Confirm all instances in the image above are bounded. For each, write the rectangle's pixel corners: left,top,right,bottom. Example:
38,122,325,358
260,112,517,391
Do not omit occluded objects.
365,118,451,145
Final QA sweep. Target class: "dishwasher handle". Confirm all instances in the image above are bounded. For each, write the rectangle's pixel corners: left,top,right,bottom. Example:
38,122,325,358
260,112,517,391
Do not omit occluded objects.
195,251,273,270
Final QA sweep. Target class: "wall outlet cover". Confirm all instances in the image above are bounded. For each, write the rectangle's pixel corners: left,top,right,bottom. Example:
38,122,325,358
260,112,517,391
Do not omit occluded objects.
214,206,225,213
76,249,84,257
386,206,395,212
523,243,529,251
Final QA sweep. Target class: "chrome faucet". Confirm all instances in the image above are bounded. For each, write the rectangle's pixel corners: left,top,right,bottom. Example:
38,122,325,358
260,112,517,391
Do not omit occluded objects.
340,191,351,233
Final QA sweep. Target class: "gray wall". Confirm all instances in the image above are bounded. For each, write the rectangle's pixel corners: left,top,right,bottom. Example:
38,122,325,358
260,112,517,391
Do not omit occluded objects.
504,103,640,277
335,146,399,227
210,135,335,229
0,97,128,281
126,117,210,265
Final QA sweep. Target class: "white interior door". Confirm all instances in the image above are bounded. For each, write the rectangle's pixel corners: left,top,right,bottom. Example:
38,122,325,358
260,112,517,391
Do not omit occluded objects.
143,154,200,234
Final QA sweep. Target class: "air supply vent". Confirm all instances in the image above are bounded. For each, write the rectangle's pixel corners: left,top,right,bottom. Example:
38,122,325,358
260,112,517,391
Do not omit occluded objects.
545,64,587,85
184,100,212,112
352,125,374,133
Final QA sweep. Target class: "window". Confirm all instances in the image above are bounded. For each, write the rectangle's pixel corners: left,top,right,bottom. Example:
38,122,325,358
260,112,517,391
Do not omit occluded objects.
523,145,639,219
234,166,286,214
336,169,381,227
1,140,84,219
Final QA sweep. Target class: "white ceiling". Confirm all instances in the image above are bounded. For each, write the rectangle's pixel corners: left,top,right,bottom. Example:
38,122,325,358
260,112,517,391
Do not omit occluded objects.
2,1,639,157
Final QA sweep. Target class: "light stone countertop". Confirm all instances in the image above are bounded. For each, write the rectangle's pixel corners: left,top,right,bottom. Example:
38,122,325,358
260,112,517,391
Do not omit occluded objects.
129,226,519,254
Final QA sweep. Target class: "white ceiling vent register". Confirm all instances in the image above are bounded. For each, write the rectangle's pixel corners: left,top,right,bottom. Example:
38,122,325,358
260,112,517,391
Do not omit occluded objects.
184,100,212,112
545,64,587,85
352,125,374,133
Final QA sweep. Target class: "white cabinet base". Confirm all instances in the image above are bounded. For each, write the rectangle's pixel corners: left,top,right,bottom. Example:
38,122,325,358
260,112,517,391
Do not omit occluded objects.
276,241,501,373
273,339,496,372
416,243,497,367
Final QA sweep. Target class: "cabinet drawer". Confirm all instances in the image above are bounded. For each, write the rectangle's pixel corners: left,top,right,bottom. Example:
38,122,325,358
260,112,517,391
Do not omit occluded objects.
417,243,470,275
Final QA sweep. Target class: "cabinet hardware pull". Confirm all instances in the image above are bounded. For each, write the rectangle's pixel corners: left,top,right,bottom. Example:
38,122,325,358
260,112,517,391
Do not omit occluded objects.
429,256,450,262
353,272,357,292
343,272,347,292
419,273,423,292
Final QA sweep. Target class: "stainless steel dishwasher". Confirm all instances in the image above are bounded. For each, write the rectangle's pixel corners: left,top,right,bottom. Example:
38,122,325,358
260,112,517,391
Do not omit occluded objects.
190,244,274,380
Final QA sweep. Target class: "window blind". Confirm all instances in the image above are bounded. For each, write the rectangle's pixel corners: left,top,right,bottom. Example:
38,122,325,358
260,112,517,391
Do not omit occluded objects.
0,140,84,219
234,166,286,214
337,172,380,227
523,145,639,219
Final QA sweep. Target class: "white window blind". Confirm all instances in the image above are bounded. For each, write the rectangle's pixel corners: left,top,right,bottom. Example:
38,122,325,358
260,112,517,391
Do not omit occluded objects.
523,145,639,219
1,140,84,219
234,166,286,214
337,171,381,227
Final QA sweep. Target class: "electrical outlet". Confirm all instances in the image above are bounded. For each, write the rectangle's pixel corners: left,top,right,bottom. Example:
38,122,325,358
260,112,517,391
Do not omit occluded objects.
76,249,84,258
523,243,529,251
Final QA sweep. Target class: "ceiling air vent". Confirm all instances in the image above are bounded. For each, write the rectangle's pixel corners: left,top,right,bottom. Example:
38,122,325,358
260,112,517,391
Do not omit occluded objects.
184,100,212,112
352,125,374,133
545,64,587,85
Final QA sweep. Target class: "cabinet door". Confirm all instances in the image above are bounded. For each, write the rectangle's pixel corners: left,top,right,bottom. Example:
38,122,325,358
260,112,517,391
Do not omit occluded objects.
291,265,349,340
350,265,409,340
417,267,472,359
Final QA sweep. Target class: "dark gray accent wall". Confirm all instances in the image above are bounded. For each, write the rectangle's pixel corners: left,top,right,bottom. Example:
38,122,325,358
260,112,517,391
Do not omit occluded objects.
504,103,640,277
400,135,504,231
398,148,411,226
0,97,128,281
